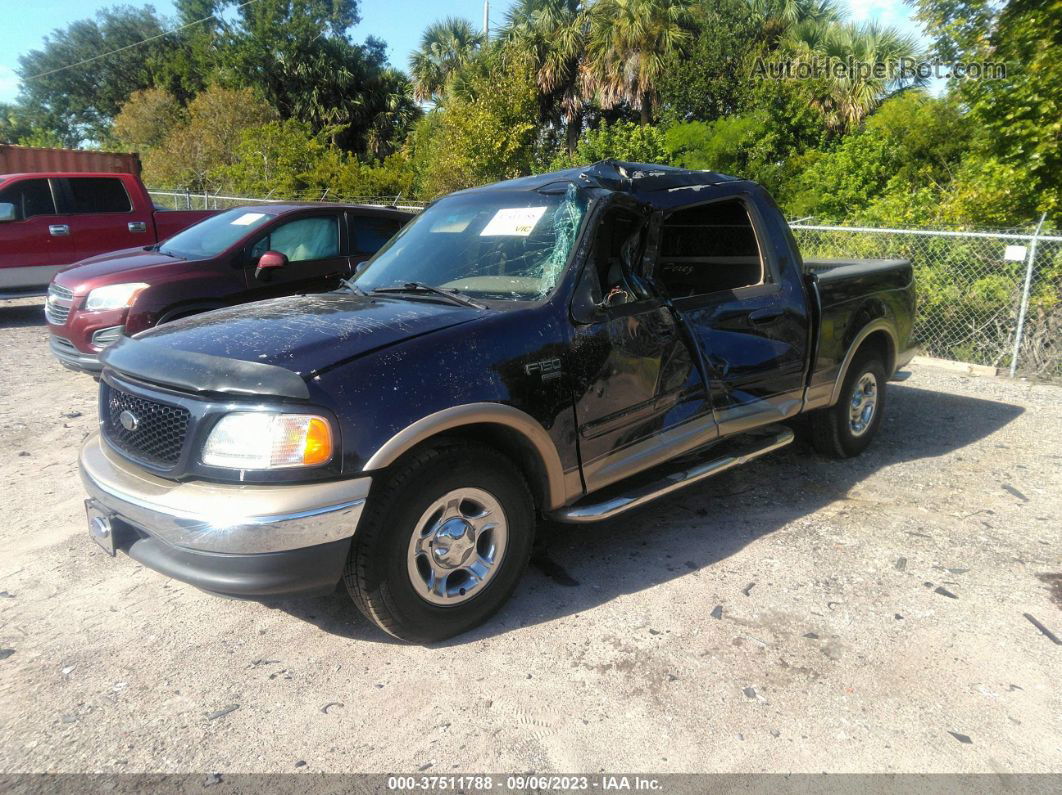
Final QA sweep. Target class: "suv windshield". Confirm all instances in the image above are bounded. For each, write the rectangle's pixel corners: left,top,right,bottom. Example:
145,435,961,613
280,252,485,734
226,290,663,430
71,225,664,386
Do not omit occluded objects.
159,208,275,260
354,185,587,301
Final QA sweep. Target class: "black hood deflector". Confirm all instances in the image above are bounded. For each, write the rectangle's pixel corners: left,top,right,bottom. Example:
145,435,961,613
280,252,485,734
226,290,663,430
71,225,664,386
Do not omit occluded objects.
100,336,311,400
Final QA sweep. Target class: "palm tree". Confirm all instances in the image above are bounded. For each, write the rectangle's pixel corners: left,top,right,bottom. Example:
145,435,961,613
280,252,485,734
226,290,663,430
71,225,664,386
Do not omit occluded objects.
502,0,589,152
582,0,694,125
785,20,926,132
745,0,840,47
409,17,484,104
364,68,422,159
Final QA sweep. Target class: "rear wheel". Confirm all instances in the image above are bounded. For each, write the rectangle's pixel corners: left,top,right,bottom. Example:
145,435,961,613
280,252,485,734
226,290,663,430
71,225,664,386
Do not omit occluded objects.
344,442,534,643
811,350,887,458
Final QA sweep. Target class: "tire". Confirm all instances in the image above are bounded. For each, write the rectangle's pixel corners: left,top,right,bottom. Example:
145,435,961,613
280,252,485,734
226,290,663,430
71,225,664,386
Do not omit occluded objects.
343,442,535,643
811,349,887,458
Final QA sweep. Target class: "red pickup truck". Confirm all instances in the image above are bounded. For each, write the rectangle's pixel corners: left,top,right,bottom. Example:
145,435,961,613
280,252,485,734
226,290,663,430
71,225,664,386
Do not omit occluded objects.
0,172,215,297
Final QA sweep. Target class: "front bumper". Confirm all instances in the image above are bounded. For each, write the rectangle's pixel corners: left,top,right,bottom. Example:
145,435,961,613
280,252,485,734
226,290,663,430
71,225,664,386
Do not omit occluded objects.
79,434,371,598
49,334,102,373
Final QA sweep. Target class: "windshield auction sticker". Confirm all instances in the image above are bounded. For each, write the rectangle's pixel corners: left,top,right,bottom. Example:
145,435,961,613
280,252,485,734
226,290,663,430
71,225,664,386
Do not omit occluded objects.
230,212,267,226
480,206,547,236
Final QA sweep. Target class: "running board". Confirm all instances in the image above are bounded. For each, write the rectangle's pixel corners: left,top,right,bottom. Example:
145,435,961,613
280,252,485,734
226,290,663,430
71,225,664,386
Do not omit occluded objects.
549,425,794,523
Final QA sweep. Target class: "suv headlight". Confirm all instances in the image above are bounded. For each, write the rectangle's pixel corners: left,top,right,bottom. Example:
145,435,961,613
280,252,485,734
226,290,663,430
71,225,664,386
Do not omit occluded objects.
202,412,333,469
85,282,149,311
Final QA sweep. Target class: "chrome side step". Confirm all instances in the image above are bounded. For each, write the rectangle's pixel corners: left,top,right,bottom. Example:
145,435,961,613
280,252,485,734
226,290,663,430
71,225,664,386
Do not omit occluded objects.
549,425,794,523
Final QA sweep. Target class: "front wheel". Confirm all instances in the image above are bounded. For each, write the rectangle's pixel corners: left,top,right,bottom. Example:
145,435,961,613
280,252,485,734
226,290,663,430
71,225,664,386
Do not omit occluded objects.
811,350,887,458
343,442,534,643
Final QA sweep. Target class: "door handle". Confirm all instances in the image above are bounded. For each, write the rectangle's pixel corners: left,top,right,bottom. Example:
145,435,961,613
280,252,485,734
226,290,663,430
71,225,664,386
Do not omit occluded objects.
49,224,70,237
128,221,147,233
748,307,783,325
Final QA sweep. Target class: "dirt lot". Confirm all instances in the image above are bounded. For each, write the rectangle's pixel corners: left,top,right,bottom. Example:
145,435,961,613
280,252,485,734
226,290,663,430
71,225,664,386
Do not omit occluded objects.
0,295,1059,775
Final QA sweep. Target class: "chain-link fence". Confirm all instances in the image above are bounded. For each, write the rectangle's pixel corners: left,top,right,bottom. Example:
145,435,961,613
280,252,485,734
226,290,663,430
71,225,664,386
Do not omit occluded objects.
148,188,1061,377
790,223,1062,377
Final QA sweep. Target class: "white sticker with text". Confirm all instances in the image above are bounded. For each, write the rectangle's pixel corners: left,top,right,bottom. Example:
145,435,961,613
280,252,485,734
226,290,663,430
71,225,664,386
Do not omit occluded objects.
230,212,267,226
480,206,547,237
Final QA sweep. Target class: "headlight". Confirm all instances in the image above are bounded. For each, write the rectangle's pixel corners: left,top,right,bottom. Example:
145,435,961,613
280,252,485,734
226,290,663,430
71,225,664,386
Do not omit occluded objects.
202,412,333,469
85,282,149,311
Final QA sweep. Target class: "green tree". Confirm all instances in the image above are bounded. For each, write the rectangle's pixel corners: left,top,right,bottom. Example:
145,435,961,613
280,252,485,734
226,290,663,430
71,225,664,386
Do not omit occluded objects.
217,119,327,197
16,6,179,144
780,20,927,133
744,0,840,47
551,120,668,169
144,85,276,191
656,0,762,123
583,0,694,124
112,88,187,152
414,52,540,197
502,0,589,152
787,92,972,224
914,0,1060,221
408,17,484,103
0,103,38,145
362,68,422,160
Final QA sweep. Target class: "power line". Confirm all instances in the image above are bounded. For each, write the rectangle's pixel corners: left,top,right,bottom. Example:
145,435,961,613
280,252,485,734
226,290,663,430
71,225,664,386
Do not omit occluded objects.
23,0,262,82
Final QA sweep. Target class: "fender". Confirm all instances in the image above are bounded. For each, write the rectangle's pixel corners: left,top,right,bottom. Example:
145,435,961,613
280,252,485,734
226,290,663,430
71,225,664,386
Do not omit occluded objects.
829,318,897,406
362,403,570,509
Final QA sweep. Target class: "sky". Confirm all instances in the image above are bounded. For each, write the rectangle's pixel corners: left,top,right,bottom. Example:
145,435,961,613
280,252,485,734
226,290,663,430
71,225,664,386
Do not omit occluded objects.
0,0,930,105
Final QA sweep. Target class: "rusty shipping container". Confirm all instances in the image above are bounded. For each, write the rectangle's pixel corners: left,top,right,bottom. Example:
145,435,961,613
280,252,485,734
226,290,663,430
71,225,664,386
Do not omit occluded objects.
0,144,141,176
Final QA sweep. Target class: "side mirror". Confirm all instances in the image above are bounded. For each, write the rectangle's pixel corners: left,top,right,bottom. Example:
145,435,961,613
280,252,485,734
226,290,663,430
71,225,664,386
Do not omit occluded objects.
255,250,287,279
351,258,371,276
0,203,16,223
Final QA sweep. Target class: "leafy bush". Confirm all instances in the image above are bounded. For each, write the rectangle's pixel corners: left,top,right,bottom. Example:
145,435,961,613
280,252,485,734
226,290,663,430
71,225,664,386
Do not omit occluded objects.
549,121,669,170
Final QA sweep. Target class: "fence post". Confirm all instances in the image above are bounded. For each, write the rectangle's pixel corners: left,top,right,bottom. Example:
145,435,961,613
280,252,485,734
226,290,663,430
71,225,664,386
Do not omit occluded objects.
1009,212,1048,377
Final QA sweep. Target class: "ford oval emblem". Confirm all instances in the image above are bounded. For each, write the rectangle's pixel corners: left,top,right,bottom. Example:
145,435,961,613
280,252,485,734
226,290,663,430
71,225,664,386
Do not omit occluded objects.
119,409,139,432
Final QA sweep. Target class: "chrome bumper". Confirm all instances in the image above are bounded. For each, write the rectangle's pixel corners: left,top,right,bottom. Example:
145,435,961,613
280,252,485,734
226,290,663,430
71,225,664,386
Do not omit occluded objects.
79,434,370,554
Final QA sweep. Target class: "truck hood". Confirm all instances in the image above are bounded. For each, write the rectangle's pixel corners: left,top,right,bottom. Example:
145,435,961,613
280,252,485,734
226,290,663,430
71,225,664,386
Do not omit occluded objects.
54,247,190,292
128,292,483,379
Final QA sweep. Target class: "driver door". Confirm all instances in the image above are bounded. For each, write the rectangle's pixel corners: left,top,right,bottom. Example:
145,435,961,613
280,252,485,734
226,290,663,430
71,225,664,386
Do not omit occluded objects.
244,211,349,300
570,205,714,493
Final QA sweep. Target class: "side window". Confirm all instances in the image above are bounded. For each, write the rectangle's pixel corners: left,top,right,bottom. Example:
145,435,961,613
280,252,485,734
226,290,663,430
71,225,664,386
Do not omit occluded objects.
65,178,132,213
586,208,645,303
0,179,56,220
252,216,339,263
352,216,402,254
657,199,765,298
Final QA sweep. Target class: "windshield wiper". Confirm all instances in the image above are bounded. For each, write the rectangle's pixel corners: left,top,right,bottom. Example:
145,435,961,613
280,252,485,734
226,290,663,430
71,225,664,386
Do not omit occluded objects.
339,277,369,296
372,282,486,310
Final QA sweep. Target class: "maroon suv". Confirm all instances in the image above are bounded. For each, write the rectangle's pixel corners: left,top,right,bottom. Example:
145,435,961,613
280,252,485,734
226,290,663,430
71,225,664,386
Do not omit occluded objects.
46,203,411,372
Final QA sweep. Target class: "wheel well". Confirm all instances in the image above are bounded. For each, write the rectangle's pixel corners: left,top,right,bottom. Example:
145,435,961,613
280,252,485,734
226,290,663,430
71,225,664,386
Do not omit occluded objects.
854,329,895,375
383,423,551,512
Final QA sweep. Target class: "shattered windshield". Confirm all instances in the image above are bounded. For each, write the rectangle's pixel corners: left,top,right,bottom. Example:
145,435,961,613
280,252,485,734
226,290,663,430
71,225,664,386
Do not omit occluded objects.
354,185,587,301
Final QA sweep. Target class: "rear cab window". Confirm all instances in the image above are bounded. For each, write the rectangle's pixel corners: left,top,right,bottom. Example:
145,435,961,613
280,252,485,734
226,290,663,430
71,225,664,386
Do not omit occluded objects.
657,199,767,298
0,178,58,220
63,177,132,214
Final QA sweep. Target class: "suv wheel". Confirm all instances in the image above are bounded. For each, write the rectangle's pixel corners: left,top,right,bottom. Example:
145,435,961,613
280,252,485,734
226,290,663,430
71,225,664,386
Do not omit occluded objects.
811,350,887,458
343,442,534,643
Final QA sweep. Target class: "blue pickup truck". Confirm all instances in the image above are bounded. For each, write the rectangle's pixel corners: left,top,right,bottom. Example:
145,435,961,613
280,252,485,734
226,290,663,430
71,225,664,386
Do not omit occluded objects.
78,161,916,642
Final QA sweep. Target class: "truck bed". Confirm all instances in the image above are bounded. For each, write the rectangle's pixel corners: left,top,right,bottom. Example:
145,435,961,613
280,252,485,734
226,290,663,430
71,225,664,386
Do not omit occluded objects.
804,258,913,309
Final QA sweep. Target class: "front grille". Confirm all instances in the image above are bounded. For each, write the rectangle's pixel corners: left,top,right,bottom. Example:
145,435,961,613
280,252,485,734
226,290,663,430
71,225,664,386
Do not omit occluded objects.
45,284,74,325
102,384,190,467
51,336,77,352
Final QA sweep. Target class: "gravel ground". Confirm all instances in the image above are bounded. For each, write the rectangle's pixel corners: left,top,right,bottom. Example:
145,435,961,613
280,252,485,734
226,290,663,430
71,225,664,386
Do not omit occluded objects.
0,295,1059,775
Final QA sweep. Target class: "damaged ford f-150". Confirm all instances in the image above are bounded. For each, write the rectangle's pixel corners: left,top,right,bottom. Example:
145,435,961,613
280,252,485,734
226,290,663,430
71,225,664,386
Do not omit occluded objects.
78,161,916,642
